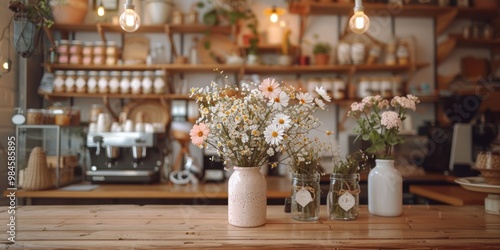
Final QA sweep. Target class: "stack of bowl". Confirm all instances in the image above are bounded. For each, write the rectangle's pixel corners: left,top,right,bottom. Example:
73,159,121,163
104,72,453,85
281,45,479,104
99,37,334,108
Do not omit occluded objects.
475,151,500,185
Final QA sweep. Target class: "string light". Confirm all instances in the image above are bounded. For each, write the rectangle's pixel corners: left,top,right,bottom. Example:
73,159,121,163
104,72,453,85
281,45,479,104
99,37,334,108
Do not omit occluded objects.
120,0,140,32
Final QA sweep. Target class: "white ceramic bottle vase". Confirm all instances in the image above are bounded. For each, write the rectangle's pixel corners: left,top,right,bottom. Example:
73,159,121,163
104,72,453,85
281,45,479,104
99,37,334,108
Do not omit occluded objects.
368,159,403,217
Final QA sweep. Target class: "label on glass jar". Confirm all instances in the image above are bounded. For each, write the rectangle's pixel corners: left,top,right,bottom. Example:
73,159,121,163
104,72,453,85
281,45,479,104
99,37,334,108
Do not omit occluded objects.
295,187,314,207
339,192,355,211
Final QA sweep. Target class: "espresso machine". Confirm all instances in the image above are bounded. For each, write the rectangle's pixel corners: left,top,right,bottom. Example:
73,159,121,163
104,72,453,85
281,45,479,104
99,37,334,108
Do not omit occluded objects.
86,132,166,183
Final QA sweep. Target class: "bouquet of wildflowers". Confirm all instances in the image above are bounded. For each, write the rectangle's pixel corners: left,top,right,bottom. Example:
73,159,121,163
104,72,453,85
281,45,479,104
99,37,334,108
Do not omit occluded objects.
348,95,420,159
189,77,331,168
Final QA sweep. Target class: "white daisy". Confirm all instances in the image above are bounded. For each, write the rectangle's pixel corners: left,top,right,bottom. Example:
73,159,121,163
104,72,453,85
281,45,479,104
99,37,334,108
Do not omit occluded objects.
258,78,281,99
273,113,292,130
314,98,326,110
296,92,314,105
264,124,284,146
315,86,331,102
267,91,290,111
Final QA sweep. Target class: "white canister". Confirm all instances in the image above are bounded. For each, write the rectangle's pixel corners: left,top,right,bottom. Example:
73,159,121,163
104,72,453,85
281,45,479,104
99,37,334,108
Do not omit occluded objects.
332,78,346,100
109,71,121,94
153,70,166,94
351,42,365,65
358,77,370,98
131,71,142,94
370,78,381,96
337,42,351,65
53,70,66,92
380,78,392,98
87,71,99,93
97,71,109,94
75,70,87,93
142,71,154,94
64,70,76,92
120,71,131,94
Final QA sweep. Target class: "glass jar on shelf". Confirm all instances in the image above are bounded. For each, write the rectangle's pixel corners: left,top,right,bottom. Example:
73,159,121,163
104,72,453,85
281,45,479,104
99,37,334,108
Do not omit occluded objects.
105,41,118,65
108,71,121,94
53,70,66,92
82,41,94,55
75,70,87,93
396,44,409,65
153,70,166,94
97,71,109,94
64,70,76,93
142,71,154,94
58,52,69,64
26,109,45,125
93,41,106,65
69,40,83,55
131,71,143,94
357,77,370,98
69,53,82,65
120,71,131,94
69,106,81,125
370,77,381,96
87,71,99,93
380,77,392,98
392,76,404,96
56,39,69,54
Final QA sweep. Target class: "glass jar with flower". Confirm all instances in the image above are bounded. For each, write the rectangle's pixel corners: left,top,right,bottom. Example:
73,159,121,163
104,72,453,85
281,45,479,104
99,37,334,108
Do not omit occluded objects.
348,95,420,217
189,77,331,227
285,136,330,221
328,150,367,220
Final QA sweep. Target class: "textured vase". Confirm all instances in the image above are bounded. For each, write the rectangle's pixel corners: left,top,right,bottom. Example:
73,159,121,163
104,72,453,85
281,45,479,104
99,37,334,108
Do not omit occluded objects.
368,159,402,217
228,166,267,227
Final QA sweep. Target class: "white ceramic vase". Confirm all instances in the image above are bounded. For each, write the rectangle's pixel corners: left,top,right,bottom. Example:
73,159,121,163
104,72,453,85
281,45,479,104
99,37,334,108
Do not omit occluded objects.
228,166,267,227
368,159,402,217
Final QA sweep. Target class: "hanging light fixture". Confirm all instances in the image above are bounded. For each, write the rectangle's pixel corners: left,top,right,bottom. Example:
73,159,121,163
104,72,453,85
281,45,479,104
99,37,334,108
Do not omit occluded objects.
349,0,370,34
0,18,13,78
264,6,285,24
97,0,106,17
120,0,140,32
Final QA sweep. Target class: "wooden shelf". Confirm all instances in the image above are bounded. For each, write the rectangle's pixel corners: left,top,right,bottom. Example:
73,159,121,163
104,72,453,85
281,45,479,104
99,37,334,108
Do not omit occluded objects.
45,63,242,73
449,34,500,48
51,23,233,34
38,90,191,100
289,2,498,18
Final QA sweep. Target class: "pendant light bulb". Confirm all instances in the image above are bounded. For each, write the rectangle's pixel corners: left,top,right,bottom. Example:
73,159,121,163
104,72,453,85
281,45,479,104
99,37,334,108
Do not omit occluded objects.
97,3,105,17
2,59,11,71
120,0,140,32
349,0,370,34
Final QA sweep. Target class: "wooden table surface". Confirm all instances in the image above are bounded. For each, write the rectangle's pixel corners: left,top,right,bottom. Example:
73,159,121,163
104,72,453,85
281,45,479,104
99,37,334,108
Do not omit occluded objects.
409,185,488,206
1,205,499,249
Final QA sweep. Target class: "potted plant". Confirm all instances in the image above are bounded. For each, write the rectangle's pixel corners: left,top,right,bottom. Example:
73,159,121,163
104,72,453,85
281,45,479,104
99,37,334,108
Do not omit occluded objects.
9,0,54,58
313,41,331,65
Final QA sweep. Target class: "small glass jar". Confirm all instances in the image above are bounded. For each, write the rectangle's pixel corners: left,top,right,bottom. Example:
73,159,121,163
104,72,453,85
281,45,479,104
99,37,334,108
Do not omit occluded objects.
87,71,99,93
358,77,370,98
396,44,409,65
69,53,82,64
93,54,106,65
43,109,55,124
105,41,118,65
332,78,345,100
58,52,69,64
54,108,71,126
131,71,143,94
120,71,131,94
75,71,87,93
392,76,403,96
53,70,66,92
82,54,93,65
370,77,381,96
69,40,83,55
291,172,321,221
93,41,106,55
328,173,360,221
90,104,104,123
69,106,81,125
26,109,45,125
153,70,166,94
97,71,109,94
82,41,94,55
172,10,183,25
64,70,76,93
56,39,70,54
108,71,121,94
380,77,393,98
142,71,154,94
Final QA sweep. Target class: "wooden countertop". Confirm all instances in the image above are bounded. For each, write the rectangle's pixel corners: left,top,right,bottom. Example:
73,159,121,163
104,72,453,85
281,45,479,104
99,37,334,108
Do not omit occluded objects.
409,185,488,206
1,205,499,248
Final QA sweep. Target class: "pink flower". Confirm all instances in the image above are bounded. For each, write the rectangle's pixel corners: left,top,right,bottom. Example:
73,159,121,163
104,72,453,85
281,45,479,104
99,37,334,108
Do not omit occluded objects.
380,111,401,129
258,78,281,99
350,102,365,112
190,123,210,147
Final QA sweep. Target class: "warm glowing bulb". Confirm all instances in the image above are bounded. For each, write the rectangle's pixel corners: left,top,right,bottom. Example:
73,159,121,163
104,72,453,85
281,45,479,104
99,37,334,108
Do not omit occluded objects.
2,61,8,70
270,12,278,23
349,11,370,34
97,5,105,17
120,8,140,32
